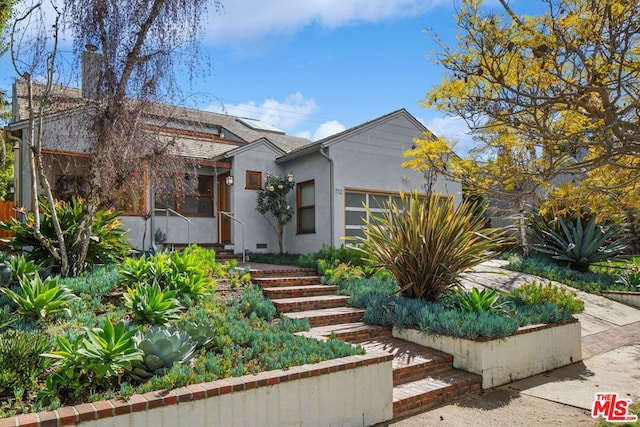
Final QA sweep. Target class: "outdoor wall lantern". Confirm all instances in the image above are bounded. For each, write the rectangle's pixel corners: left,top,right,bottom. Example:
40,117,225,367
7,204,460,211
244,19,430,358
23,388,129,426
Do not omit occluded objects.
225,176,234,185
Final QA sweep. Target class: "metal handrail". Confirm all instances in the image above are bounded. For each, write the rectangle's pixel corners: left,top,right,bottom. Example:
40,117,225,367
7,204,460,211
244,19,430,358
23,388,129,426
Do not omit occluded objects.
218,211,245,262
154,208,190,247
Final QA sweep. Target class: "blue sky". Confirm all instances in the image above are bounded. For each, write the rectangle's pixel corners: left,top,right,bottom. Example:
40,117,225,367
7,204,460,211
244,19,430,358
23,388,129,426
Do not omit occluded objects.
196,0,471,147
1,0,529,152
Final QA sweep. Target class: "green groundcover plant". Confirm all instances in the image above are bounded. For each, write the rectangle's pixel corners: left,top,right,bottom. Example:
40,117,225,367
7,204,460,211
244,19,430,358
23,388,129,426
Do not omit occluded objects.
339,275,583,340
0,249,362,418
505,255,626,293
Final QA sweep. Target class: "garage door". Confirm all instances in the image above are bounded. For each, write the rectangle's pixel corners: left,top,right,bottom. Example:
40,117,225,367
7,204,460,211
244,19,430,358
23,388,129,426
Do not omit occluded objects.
344,191,404,240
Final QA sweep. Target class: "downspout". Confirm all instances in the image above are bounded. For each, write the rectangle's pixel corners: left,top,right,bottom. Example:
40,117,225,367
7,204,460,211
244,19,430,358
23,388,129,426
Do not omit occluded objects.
319,146,334,247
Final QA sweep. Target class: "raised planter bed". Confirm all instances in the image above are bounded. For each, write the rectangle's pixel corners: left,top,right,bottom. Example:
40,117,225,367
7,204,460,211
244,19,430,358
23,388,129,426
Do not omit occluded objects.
3,351,394,427
393,319,581,389
601,290,640,309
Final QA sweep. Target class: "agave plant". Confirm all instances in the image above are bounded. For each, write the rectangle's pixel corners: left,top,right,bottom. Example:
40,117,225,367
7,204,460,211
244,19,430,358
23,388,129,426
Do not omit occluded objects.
615,259,640,289
446,287,505,314
130,326,198,381
42,316,142,383
533,216,628,272
123,282,183,325
1,275,79,320
353,192,505,301
181,320,216,351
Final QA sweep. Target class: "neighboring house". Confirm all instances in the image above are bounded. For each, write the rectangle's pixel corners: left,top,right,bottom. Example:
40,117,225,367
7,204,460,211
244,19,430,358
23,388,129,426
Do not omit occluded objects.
6,57,461,255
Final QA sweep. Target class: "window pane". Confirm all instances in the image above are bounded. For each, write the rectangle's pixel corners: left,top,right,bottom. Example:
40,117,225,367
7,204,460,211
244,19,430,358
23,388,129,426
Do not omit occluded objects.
345,192,365,208
183,196,213,216
345,210,366,226
344,228,366,239
299,207,315,233
369,195,388,210
197,176,212,195
246,171,262,189
300,182,314,206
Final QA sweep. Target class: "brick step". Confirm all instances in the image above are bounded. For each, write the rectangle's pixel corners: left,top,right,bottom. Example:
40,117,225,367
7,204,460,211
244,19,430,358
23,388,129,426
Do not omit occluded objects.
393,370,481,418
298,322,392,343
272,295,350,313
262,285,338,299
249,268,317,279
283,307,365,327
360,338,455,386
253,276,323,288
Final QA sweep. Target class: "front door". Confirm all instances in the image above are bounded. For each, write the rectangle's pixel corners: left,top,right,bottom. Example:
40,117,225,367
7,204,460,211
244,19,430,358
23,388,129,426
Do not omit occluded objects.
217,172,231,244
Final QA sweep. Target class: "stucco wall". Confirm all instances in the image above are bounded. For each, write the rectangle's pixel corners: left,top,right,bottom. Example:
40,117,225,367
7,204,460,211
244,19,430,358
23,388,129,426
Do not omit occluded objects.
230,143,288,254
281,152,331,254
328,114,461,249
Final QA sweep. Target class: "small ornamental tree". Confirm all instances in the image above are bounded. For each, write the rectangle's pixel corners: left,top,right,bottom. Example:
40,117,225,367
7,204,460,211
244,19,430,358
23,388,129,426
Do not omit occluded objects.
256,173,295,253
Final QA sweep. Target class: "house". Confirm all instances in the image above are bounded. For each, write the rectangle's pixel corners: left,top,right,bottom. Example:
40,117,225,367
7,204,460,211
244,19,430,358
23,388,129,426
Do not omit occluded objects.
6,59,461,256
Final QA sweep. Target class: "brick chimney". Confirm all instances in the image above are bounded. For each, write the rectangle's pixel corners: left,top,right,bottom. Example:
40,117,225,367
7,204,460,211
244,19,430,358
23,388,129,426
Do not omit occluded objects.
81,44,103,100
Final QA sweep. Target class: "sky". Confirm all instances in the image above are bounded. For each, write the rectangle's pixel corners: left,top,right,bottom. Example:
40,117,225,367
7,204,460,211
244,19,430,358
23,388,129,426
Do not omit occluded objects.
0,0,526,153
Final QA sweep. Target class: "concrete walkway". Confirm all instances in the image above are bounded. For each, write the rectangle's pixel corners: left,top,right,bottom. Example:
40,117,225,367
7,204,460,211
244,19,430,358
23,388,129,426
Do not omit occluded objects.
389,261,640,426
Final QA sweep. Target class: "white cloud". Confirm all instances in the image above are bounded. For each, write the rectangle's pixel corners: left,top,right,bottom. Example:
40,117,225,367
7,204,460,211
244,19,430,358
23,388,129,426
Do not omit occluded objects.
206,93,345,141
207,92,319,133
420,115,476,155
311,120,346,141
206,0,445,44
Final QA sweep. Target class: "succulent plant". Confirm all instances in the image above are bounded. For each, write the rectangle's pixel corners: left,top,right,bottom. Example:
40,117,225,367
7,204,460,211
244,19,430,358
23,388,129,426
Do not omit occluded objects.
181,321,216,351
130,326,197,381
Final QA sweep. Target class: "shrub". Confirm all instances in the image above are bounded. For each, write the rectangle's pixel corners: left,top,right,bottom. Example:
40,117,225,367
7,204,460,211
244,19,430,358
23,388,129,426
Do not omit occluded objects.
6,256,39,285
42,317,142,397
352,192,505,301
239,285,277,321
531,214,628,272
0,197,132,267
122,282,183,325
337,276,399,308
615,259,640,290
118,250,215,298
444,287,505,314
509,281,585,314
0,330,52,396
321,262,364,285
1,275,79,320
505,255,616,292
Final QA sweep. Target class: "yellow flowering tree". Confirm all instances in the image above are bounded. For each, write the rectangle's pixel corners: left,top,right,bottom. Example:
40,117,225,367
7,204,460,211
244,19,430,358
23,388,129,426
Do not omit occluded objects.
406,0,640,253
256,173,295,254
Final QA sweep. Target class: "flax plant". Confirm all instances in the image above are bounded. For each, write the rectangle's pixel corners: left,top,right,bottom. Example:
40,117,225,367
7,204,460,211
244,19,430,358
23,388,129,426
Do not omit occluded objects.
354,192,505,301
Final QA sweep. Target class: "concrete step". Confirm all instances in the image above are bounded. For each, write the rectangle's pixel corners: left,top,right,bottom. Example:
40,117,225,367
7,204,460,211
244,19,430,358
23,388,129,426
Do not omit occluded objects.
298,322,392,343
253,276,323,288
272,295,351,313
262,285,338,299
283,307,365,327
360,338,455,386
250,268,317,279
392,370,482,418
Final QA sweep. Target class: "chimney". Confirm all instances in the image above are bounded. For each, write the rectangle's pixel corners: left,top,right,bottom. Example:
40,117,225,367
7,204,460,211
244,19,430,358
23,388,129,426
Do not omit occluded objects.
82,44,103,100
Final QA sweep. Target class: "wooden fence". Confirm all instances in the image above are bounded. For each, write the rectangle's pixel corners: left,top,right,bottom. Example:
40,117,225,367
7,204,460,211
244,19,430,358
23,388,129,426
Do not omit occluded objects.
0,201,16,243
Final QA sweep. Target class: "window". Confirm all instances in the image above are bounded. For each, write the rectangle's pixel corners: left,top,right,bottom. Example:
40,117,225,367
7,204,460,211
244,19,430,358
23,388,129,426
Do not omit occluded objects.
183,175,213,216
155,174,214,217
245,171,262,190
47,153,145,214
344,190,426,242
297,180,315,234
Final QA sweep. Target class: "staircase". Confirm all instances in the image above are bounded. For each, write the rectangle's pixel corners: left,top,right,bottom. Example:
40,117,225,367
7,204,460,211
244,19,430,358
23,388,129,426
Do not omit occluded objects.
252,267,482,420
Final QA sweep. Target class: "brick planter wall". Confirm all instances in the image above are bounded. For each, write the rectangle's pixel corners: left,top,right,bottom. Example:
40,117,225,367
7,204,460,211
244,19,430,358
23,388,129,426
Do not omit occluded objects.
393,320,582,389
2,351,393,427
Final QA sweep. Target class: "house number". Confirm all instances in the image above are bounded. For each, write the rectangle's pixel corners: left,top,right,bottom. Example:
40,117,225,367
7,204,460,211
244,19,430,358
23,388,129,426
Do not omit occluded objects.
335,188,343,195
